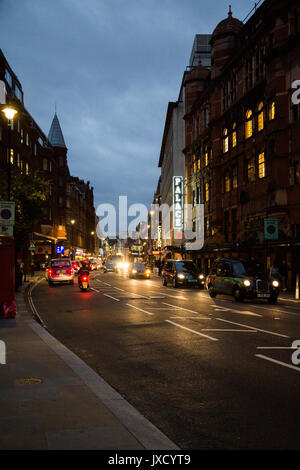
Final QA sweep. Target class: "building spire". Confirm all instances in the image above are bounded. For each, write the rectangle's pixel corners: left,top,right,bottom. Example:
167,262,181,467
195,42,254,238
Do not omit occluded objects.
48,112,66,148
228,5,232,17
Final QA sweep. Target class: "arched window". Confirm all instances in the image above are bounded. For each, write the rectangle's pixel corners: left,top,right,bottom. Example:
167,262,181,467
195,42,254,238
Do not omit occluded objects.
245,110,253,139
257,102,264,131
232,122,237,147
223,128,229,153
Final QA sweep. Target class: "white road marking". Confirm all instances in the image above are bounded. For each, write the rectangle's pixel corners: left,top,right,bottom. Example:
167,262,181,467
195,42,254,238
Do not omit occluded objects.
126,304,154,316
170,316,211,320
212,306,261,317
255,354,300,372
165,320,218,341
113,287,125,291
257,346,298,349
90,287,99,292
202,329,257,333
216,318,289,338
104,293,120,302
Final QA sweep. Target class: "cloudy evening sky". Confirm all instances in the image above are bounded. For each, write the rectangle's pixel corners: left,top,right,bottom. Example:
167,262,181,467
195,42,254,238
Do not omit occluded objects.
1,0,255,213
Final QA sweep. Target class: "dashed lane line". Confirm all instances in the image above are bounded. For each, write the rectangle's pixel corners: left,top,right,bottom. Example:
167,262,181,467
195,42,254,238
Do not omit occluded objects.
255,354,300,372
165,320,218,342
126,304,154,316
104,293,120,302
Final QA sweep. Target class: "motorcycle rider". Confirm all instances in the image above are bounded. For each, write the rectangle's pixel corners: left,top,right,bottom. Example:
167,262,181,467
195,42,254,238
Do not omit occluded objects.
77,264,90,288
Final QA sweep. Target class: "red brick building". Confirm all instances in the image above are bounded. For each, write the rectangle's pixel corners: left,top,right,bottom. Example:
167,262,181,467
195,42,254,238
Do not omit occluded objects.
183,0,300,290
0,49,97,265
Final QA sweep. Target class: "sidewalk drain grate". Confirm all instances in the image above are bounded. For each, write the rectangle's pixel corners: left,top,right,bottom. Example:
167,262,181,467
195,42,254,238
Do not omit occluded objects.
16,378,43,385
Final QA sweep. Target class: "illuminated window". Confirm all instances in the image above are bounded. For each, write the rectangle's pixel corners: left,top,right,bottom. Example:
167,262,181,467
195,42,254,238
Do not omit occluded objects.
26,133,29,146
223,128,229,153
20,129,24,143
258,102,264,131
247,158,255,182
232,122,237,147
205,182,209,202
8,149,14,164
225,171,230,192
245,110,253,139
25,162,29,175
204,146,209,166
258,152,265,178
269,101,275,120
43,158,48,171
17,153,20,167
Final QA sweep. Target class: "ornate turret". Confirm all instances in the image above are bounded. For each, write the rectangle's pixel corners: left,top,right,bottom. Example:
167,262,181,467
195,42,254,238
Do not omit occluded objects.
210,6,243,78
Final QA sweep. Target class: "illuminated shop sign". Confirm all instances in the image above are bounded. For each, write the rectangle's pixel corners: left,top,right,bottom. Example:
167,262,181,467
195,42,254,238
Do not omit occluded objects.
173,176,183,229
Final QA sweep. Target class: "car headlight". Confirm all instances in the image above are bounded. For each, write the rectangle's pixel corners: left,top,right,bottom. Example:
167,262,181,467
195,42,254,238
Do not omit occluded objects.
132,269,137,274
243,279,251,287
177,273,185,279
198,274,204,279
145,269,151,274
272,280,279,287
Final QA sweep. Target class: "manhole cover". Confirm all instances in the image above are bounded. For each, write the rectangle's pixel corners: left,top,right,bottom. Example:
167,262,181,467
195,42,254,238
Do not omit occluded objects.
16,378,43,385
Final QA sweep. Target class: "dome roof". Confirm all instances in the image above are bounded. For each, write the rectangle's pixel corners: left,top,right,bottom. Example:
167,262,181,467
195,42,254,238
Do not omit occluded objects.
211,7,243,41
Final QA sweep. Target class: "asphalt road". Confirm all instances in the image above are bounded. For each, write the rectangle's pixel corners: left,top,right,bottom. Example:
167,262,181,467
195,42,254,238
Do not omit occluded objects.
29,270,300,449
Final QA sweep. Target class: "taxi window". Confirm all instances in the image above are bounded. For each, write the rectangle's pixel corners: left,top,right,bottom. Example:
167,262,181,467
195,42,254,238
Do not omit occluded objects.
51,260,71,268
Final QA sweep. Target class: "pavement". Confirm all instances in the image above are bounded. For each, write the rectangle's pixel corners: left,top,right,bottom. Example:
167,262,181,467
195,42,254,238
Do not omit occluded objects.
0,274,179,450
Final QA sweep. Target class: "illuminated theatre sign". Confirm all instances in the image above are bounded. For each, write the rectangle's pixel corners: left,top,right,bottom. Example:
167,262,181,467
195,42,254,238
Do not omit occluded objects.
173,176,183,229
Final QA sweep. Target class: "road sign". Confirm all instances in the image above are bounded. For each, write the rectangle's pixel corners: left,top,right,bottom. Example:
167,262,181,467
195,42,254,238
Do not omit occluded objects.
0,201,15,226
28,243,35,252
56,245,65,254
264,218,278,240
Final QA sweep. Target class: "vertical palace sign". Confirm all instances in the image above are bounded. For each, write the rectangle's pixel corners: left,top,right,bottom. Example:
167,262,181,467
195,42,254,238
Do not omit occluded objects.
173,176,183,229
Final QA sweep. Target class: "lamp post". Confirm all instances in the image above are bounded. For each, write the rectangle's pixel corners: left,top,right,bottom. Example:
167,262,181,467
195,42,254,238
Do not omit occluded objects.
70,219,75,259
91,231,95,256
2,106,18,201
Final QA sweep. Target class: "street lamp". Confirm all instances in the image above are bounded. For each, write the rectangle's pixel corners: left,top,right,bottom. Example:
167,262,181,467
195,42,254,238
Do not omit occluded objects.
2,106,18,201
91,231,95,256
70,219,75,259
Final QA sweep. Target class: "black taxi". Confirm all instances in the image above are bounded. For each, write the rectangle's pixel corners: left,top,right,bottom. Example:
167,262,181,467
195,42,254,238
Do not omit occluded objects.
205,258,280,304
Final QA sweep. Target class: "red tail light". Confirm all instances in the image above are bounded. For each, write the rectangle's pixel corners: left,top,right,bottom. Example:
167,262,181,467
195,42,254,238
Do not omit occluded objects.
48,269,52,276
82,276,88,281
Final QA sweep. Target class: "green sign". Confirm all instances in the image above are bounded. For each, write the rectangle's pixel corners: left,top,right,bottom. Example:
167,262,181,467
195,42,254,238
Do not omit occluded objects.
264,218,278,240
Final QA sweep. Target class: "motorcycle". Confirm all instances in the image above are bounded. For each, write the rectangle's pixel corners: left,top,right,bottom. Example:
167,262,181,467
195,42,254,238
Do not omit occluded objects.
78,272,89,291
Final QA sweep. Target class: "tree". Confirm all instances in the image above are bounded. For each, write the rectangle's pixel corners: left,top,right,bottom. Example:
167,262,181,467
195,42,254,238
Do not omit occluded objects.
0,165,50,252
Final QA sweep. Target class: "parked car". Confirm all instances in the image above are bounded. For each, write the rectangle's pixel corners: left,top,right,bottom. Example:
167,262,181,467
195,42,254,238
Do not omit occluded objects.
162,260,203,288
205,258,280,303
45,258,74,286
129,262,151,279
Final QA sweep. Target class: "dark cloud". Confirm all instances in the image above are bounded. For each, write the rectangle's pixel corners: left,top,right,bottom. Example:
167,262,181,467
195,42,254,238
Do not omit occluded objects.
1,0,253,212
